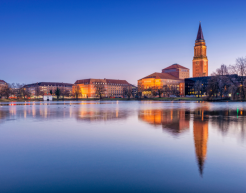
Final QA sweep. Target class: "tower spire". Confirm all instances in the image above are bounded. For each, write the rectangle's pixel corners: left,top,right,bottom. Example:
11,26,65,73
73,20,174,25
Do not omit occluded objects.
196,22,204,41
193,22,208,77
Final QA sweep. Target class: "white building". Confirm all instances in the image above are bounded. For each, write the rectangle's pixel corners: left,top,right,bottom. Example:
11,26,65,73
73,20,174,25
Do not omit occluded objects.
43,94,53,101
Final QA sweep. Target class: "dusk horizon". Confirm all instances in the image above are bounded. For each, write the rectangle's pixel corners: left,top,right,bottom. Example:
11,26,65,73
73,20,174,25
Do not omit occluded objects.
1,0,245,84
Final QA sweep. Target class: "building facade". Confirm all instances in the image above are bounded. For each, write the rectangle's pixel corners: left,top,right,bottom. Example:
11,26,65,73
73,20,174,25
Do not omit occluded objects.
130,84,138,97
192,22,208,77
162,64,189,79
0,80,7,98
185,76,210,96
0,80,7,88
74,78,131,98
138,64,189,97
24,82,73,96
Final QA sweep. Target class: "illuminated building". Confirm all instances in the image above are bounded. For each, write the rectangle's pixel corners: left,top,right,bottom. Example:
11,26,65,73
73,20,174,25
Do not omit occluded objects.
0,80,6,85
74,78,131,98
0,80,7,90
192,22,208,77
24,82,73,96
138,64,188,96
185,74,240,96
162,64,189,79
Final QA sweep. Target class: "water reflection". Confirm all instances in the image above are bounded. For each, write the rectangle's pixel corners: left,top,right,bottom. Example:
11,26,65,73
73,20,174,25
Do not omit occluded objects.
193,107,209,176
76,108,131,122
138,106,246,176
0,102,246,179
138,109,190,136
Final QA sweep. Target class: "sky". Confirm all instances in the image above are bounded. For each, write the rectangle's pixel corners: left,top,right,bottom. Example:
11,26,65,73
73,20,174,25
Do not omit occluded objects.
0,0,245,85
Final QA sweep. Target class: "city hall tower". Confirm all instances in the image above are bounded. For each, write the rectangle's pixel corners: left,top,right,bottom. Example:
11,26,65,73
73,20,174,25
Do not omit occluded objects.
192,22,208,77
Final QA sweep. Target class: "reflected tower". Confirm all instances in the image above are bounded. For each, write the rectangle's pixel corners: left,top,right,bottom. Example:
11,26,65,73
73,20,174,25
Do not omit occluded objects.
193,112,209,176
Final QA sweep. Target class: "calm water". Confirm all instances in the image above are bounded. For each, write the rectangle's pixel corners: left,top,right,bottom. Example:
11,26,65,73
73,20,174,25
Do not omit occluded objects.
0,101,245,193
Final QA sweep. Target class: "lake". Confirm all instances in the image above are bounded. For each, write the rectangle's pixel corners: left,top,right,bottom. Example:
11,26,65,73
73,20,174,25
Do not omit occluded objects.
0,101,245,193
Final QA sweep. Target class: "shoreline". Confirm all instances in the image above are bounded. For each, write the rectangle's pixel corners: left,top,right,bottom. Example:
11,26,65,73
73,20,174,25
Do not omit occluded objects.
1,97,244,102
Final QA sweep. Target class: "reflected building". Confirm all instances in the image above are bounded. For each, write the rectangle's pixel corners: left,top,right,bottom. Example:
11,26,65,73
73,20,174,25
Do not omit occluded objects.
75,108,131,122
193,117,208,176
0,109,8,124
193,107,209,176
138,109,190,136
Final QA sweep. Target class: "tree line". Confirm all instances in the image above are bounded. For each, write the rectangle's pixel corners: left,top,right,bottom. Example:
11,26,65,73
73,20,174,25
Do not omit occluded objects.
0,84,72,100
141,85,180,98
193,57,246,100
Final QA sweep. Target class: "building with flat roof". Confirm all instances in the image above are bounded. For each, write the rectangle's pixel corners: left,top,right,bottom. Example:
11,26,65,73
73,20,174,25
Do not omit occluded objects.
74,78,131,98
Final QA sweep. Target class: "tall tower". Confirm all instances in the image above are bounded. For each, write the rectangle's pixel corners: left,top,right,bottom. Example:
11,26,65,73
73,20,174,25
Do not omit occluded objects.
192,22,208,77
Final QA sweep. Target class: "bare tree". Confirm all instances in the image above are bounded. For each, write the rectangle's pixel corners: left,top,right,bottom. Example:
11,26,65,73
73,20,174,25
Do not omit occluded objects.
212,64,231,99
13,84,32,99
206,76,219,99
157,87,164,98
123,85,132,99
229,57,246,99
215,64,229,76
228,84,238,100
193,81,203,98
34,83,44,98
163,85,171,97
60,87,70,99
1,83,13,99
170,85,180,96
61,89,70,99
72,85,82,99
94,81,106,99
152,90,158,97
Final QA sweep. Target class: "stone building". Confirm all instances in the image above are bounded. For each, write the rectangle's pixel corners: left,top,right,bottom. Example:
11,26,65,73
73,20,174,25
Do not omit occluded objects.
138,64,188,97
192,22,208,77
74,78,131,98
24,82,73,96
162,64,189,79
0,80,7,88
0,80,7,98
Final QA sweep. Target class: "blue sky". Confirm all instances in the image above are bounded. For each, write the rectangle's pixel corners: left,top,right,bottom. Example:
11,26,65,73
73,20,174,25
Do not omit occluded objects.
0,0,245,85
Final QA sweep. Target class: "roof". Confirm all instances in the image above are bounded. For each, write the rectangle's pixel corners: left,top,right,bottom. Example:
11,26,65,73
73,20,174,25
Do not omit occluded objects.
75,78,130,85
74,79,91,84
140,72,180,80
25,82,73,87
196,22,204,40
105,79,130,85
163,64,189,70
0,80,6,84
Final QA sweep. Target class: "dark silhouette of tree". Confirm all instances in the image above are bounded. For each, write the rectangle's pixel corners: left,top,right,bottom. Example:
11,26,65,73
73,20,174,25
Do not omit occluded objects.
73,85,82,99
94,81,106,99
193,81,203,98
123,85,132,99
55,87,61,100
